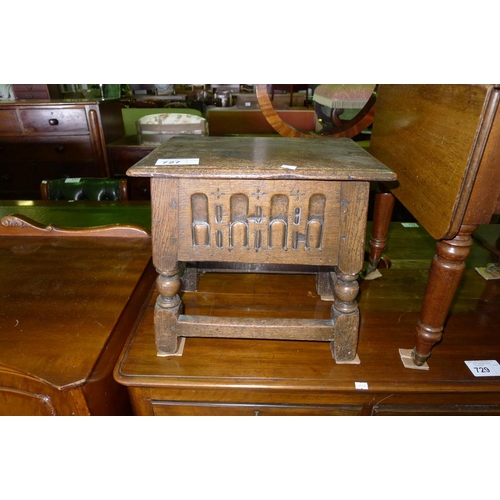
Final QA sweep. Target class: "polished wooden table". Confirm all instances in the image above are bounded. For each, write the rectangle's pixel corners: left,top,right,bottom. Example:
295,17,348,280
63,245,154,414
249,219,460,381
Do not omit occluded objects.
115,222,500,416
128,136,396,363
0,202,155,415
367,84,500,366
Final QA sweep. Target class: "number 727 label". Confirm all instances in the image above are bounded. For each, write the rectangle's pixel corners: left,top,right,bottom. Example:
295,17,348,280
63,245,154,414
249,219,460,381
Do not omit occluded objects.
464,360,500,377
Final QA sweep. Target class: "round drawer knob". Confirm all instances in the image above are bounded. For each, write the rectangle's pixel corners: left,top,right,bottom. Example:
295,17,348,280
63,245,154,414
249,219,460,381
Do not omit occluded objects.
48,118,59,126
55,145,65,153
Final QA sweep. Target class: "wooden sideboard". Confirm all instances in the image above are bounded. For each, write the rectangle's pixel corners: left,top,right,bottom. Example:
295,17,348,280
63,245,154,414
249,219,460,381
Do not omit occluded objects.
114,214,500,414
0,99,124,199
0,202,155,416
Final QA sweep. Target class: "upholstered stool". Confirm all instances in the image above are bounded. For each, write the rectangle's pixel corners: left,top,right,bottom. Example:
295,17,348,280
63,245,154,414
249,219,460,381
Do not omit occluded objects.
313,84,377,133
136,112,208,145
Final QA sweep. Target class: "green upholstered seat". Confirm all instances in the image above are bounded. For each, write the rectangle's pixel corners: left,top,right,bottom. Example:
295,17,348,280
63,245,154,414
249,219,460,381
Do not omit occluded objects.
40,178,128,201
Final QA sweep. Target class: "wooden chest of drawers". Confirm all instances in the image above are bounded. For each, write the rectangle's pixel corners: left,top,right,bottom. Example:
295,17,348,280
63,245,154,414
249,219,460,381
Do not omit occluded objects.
0,99,124,199
11,84,55,100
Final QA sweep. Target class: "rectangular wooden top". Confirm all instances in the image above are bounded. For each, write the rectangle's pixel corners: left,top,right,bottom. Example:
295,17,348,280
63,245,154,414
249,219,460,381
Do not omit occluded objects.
127,136,396,182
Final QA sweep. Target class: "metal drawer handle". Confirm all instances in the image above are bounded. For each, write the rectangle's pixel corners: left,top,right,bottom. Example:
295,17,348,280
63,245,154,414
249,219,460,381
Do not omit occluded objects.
48,118,59,126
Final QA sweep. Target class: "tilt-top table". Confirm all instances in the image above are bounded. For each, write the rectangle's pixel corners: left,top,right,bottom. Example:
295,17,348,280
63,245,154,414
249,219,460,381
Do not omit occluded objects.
127,136,395,362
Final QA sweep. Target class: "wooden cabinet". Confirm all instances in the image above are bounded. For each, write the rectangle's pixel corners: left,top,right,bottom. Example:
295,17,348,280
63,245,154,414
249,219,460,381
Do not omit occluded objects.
114,222,500,416
0,99,124,199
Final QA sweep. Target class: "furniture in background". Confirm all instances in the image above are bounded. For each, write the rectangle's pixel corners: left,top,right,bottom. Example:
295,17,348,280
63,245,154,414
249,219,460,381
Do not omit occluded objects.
41,177,128,201
136,112,209,145
106,136,155,200
312,84,376,135
0,200,152,231
11,84,61,100
205,106,316,135
127,136,395,362
0,206,155,416
269,84,310,107
114,221,500,416
121,107,203,137
367,84,500,366
0,99,124,199
255,84,376,139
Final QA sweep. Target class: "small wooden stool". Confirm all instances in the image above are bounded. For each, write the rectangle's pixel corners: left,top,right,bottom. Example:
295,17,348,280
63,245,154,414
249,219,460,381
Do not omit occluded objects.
128,136,395,362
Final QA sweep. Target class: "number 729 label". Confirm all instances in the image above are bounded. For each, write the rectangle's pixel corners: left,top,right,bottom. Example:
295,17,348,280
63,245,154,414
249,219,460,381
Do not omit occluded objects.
464,360,500,377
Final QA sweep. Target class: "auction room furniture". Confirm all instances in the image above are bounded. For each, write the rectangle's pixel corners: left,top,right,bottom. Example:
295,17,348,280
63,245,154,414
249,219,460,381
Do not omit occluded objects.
41,177,128,201
106,136,155,200
114,221,500,415
0,207,155,416
0,200,152,230
269,84,310,107
11,84,60,100
127,136,395,363
255,84,377,139
0,98,124,199
367,84,500,366
135,112,208,145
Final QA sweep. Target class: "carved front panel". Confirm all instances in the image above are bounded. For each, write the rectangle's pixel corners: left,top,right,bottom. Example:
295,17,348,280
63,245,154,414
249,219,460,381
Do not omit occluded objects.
178,179,342,265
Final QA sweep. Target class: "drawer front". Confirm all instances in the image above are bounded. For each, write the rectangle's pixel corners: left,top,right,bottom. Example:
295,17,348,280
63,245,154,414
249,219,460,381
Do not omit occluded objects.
12,84,48,93
0,110,22,134
19,107,89,134
0,136,93,162
152,401,363,416
15,91,50,100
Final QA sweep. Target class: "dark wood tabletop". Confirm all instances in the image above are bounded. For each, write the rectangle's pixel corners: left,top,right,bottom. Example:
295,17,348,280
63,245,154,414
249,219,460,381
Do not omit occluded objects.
115,222,500,415
128,136,397,181
0,201,155,415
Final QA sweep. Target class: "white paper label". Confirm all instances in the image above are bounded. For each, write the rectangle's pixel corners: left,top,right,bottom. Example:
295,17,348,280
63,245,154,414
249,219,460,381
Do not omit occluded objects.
281,165,297,170
465,360,500,377
401,222,419,228
355,382,369,390
155,158,200,166
64,178,81,183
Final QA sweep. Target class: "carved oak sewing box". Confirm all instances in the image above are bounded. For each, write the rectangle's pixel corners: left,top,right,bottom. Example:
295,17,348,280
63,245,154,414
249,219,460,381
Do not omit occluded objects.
127,136,396,362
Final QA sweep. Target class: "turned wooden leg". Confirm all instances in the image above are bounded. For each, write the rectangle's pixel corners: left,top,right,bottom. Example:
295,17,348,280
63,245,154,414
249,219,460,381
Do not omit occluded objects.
331,270,360,362
366,189,396,274
412,224,478,365
155,270,183,355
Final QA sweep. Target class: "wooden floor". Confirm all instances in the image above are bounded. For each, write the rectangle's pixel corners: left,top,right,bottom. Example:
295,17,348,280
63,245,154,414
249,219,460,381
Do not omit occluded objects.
115,222,500,415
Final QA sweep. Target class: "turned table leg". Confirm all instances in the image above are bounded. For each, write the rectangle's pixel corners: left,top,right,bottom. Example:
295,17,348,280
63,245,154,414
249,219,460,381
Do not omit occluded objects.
155,270,183,355
331,270,360,361
367,189,396,274
412,224,478,365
